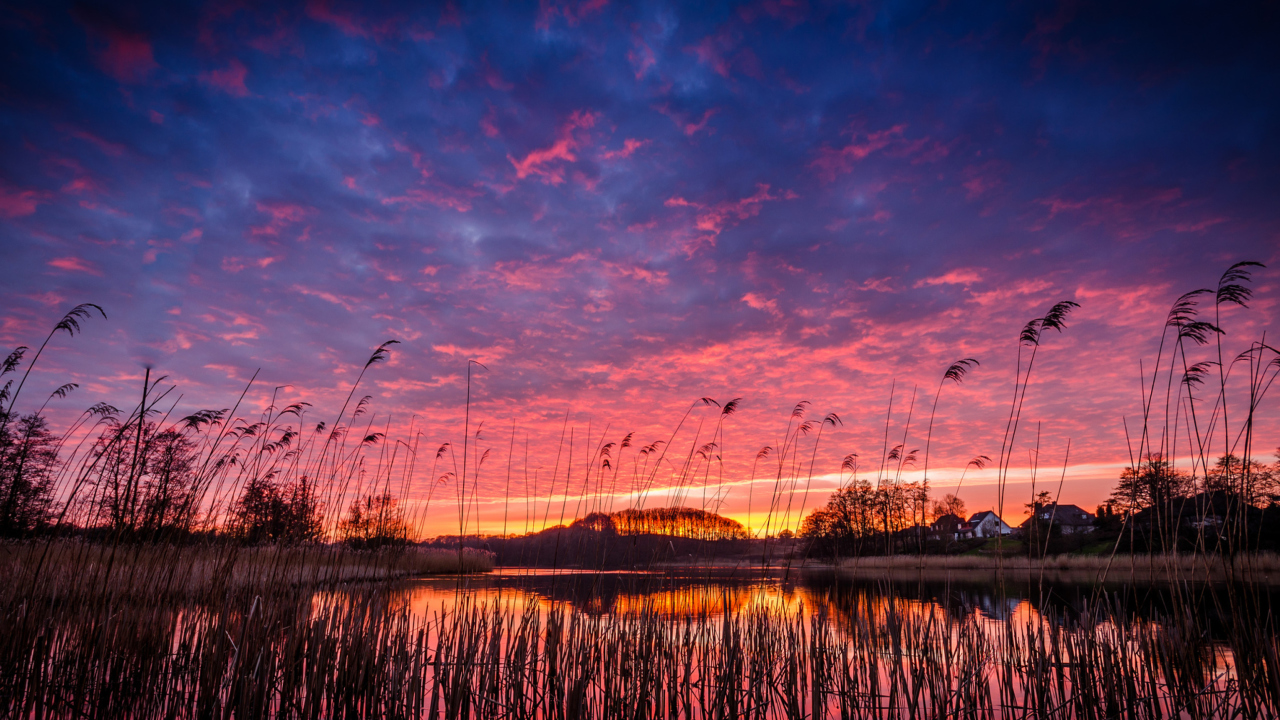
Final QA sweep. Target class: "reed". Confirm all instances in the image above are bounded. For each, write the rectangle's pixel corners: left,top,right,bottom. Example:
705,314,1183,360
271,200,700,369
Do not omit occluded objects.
3,587,1275,718
0,541,494,602
2,258,1279,718
835,551,1280,581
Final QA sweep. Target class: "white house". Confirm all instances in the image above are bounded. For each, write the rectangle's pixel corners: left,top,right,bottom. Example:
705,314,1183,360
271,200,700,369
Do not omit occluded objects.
965,510,1013,538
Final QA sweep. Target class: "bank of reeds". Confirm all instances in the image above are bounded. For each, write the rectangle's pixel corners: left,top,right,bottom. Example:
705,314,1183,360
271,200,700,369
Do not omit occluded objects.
4,260,1280,718
836,551,1280,582
3,589,1277,718
0,541,494,602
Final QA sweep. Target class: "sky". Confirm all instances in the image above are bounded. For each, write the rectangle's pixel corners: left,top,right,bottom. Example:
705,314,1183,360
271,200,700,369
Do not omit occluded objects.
2,0,1279,536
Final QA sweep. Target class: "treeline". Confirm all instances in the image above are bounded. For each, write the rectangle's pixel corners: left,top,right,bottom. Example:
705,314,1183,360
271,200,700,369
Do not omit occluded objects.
1098,453,1280,555
427,506,765,568
0,312,419,549
798,450,1280,559
0,406,418,547
798,478,932,556
575,506,750,541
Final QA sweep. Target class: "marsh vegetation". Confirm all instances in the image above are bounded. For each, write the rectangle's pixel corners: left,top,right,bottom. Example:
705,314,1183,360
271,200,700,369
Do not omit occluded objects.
2,260,1279,717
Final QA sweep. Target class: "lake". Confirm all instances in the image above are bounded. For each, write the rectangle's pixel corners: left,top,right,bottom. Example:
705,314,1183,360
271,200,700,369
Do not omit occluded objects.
10,562,1278,718
292,566,1278,718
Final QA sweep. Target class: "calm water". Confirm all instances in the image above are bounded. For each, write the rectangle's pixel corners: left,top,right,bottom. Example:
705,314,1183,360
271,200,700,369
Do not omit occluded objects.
361,565,1275,643
24,565,1276,717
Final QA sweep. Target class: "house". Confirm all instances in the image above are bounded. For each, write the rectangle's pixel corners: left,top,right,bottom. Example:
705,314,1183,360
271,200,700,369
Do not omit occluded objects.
1024,503,1096,534
930,513,966,541
1129,491,1240,532
965,510,1013,538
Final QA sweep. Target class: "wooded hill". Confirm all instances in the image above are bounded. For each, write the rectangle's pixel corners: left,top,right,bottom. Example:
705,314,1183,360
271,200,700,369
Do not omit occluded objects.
425,506,772,569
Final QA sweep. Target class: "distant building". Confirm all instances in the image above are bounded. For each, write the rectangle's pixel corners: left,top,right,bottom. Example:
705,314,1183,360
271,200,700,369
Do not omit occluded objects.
931,511,1012,541
965,510,1013,538
930,513,966,541
1021,503,1096,535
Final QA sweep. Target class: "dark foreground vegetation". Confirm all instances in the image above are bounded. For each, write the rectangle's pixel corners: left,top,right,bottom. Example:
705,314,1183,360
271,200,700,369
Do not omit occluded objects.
3,584,1277,718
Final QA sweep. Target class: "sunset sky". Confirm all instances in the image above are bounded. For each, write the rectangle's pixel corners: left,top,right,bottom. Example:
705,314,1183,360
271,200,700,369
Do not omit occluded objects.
2,1,1278,536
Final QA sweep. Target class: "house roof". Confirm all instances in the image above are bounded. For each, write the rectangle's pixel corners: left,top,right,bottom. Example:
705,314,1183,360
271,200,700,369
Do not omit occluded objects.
968,510,1009,525
1041,504,1094,524
1020,503,1096,529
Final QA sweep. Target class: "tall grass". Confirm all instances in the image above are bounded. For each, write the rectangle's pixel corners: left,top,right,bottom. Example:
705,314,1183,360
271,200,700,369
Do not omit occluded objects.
4,587,1275,718
834,551,1280,581
2,259,1279,718
1,542,494,602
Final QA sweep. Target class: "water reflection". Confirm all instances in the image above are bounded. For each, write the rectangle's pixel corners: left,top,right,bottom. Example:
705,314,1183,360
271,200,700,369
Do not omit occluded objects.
369,565,1277,646
801,571,1278,641
392,567,807,619
32,566,1274,717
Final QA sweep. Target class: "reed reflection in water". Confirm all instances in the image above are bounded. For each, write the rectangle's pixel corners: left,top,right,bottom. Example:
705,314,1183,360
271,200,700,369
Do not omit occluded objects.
8,567,1279,718
295,568,1276,718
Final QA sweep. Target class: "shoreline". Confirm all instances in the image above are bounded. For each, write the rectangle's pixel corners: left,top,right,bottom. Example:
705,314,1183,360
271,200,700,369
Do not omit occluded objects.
825,552,1280,584
639,553,1280,584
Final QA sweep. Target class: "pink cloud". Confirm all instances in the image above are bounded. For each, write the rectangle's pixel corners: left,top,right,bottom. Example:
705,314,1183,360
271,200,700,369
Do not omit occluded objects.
687,25,765,81
605,261,669,287
0,186,41,218
306,0,370,37
480,53,514,91
508,110,598,184
1025,1,1080,73
200,59,250,97
391,140,432,179
536,0,608,30
809,124,907,181
480,106,501,138
511,138,576,180
742,292,781,316
381,186,476,213
89,27,158,84
628,38,656,79
738,0,811,26
664,184,794,254
1172,217,1228,233
689,33,734,78
914,268,984,288
681,109,718,136
244,20,305,57
48,256,101,275
221,256,280,273
61,176,104,195
250,201,314,237
963,175,998,199
601,138,648,160
655,105,719,136
291,284,360,312
382,142,482,211
1029,187,1213,239
62,126,127,157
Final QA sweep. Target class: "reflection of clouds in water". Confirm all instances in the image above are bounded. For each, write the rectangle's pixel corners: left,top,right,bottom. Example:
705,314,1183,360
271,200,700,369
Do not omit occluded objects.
309,569,1276,664
381,570,807,619
332,569,1040,646
174,568,1257,712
